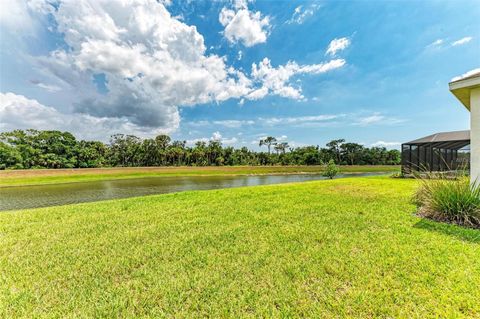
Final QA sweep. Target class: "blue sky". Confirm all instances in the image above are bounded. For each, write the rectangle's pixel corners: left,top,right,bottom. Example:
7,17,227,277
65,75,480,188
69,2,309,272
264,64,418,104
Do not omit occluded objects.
0,0,479,149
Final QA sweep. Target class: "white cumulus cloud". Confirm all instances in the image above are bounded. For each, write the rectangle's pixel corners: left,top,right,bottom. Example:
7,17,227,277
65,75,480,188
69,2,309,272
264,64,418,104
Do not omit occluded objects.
0,0,39,32
251,58,346,100
187,131,237,145
219,2,270,47
29,0,258,131
0,92,171,141
2,0,349,138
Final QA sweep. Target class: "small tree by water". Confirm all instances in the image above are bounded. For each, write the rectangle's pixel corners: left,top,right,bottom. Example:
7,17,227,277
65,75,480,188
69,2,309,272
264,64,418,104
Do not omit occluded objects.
323,160,339,179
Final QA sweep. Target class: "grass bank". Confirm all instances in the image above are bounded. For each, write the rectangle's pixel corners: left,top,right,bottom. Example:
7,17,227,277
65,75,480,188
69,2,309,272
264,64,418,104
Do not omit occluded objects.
0,165,399,187
1,177,478,318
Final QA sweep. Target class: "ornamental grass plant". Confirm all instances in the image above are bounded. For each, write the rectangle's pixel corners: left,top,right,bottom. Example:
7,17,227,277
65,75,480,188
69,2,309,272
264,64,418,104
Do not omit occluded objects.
415,175,480,228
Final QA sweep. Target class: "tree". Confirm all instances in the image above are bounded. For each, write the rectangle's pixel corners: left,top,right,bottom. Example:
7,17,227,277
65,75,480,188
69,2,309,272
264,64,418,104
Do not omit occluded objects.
109,134,141,166
139,138,157,166
192,141,207,166
259,136,277,154
323,159,339,179
326,139,345,164
274,142,289,155
341,142,364,165
77,140,106,168
207,140,222,165
154,134,171,166
294,146,321,165
0,129,401,169
386,150,401,165
0,141,22,169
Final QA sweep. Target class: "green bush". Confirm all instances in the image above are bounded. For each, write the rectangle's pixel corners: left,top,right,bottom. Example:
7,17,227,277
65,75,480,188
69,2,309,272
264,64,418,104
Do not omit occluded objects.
323,159,339,179
415,177,480,228
390,171,406,179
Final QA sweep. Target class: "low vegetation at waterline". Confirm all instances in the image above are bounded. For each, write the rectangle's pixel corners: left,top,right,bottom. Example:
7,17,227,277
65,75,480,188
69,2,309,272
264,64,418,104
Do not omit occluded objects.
0,129,401,169
322,159,339,179
415,177,480,228
1,177,479,317
0,165,399,187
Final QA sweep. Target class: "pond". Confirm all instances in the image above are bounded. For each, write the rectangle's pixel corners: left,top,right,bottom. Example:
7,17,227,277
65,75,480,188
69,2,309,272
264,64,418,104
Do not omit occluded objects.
0,172,387,211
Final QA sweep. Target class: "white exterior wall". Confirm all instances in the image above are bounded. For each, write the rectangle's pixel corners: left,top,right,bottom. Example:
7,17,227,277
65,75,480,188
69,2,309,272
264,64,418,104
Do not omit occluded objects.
471,88,480,184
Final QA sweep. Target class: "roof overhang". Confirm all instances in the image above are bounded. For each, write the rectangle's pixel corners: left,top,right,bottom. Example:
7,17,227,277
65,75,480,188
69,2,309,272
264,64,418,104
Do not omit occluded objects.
449,73,480,111
404,130,470,144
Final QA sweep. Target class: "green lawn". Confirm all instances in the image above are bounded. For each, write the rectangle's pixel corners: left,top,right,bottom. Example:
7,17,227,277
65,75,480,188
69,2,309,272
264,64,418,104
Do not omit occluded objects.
0,165,400,187
1,176,479,318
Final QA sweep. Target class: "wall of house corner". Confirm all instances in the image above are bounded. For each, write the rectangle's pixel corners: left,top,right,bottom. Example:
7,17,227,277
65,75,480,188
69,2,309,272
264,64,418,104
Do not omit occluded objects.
471,87,480,184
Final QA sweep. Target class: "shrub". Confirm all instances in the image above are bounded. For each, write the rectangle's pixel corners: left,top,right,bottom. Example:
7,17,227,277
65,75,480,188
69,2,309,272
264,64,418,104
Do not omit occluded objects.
414,177,480,228
390,171,406,179
323,160,339,179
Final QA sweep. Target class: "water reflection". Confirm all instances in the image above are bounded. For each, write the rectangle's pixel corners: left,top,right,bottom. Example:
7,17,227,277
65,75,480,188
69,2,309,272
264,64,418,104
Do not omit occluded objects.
0,172,386,211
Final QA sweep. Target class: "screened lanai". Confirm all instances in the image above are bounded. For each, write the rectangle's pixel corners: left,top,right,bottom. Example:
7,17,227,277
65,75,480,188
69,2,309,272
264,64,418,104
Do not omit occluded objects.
401,130,470,173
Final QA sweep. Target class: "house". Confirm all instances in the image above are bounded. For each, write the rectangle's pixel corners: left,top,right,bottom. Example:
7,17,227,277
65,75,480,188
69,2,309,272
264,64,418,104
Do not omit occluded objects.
449,71,480,184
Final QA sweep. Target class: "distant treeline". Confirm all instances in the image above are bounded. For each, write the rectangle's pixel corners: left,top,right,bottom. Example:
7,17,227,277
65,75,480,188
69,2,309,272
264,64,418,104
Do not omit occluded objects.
0,129,400,169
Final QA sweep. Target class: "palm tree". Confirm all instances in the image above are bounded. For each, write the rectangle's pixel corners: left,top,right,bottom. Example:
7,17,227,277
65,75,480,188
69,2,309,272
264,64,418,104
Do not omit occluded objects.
155,134,171,165
259,136,277,154
207,140,222,165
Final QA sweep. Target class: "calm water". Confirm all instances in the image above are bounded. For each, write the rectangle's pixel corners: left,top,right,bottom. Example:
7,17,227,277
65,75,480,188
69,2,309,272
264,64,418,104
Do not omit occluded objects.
0,172,387,211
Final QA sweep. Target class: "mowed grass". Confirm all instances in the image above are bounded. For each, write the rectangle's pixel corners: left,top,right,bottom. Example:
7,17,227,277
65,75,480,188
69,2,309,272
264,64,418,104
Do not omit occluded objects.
1,177,479,318
0,165,399,187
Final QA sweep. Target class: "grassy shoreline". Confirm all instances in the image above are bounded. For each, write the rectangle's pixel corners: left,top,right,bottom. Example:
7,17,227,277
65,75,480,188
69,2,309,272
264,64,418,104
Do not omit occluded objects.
1,176,478,317
0,165,399,187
